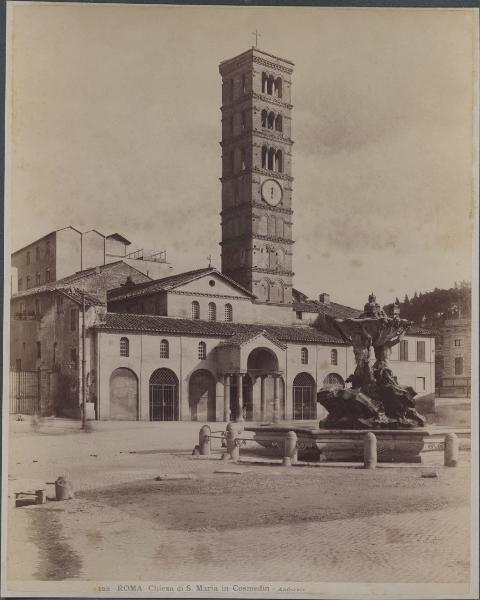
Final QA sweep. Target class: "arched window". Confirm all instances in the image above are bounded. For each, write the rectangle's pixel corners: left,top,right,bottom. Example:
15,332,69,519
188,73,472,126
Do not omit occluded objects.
274,77,283,98
225,303,233,322
208,302,216,322
198,341,207,360
276,150,283,173
268,147,275,170
120,337,129,357
267,112,275,129
275,114,283,132
262,145,268,169
262,72,268,94
191,301,200,320
261,110,267,128
331,349,338,365
301,347,308,365
160,339,169,359
267,75,274,95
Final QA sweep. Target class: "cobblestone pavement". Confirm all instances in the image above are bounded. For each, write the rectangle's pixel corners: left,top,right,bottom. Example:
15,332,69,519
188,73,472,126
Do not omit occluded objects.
6,417,474,594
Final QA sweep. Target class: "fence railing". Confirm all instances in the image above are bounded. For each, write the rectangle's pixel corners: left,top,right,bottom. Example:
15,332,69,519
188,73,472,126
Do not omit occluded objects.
10,369,40,414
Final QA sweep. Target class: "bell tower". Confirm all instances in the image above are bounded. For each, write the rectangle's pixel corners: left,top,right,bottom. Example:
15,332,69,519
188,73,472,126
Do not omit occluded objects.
219,48,294,304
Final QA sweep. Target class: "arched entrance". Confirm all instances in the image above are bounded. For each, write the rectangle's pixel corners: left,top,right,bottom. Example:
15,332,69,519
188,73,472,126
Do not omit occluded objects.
109,368,138,420
293,372,316,420
189,369,216,422
323,373,345,388
149,368,179,421
247,348,283,422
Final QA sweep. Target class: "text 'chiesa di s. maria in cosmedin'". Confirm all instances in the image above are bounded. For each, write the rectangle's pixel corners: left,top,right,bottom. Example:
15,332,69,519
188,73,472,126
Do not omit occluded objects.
10,47,435,422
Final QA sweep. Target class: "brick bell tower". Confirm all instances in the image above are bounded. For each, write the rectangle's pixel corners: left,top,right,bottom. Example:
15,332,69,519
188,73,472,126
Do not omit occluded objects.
219,47,294,304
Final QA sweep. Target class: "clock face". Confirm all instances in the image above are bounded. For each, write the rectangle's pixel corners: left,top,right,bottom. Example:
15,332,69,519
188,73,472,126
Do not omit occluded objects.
261,179,283,206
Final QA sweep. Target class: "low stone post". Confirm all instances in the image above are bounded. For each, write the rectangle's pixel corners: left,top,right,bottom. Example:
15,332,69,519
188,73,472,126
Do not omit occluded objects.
283,431,298,466
199,425,211,456
444,433,459,467
226,422,239,462
35,489,47,505
363,432,377,469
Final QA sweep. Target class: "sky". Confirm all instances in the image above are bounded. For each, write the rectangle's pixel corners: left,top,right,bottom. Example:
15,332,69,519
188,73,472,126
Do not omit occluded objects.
6,4,477,308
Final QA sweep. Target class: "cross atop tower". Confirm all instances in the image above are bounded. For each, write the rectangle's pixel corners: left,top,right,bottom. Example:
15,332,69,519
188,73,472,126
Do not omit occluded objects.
252,29,261,48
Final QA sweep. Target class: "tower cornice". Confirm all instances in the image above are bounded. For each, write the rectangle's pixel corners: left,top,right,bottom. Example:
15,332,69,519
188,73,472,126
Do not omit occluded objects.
220,201,293,217
220,92,293,112
220,168,293,183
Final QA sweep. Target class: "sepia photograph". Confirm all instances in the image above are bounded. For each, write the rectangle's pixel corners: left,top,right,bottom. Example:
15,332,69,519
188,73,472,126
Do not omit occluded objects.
2,2,478,598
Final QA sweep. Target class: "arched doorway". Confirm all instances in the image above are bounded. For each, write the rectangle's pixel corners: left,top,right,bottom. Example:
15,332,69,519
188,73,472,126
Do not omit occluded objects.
189,369,216,422
323,373,345,388
149,368,179,421
109,368,138,420
293,372,316,420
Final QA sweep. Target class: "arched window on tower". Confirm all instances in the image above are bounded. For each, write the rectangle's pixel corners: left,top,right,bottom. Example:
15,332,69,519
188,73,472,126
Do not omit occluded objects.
331,349,338,365
261,110,267,128
275,114,283,132
120,337,129,357
267,75,274,95
267,112,275,130
225,303,233,322
160,339,169,359
198,341,207,360
191,301,200,320
268,147,275,171
262,72,268,94
208,302,216,322
262,146,268,169
276,150,283,173
301,347,309,365
274,77,283,98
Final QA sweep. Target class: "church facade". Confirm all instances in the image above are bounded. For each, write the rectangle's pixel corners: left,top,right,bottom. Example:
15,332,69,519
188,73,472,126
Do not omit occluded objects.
9,47,435,422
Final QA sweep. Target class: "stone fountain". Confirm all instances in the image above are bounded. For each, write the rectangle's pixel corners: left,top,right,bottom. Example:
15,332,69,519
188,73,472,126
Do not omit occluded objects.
245,294,469,463
318,293,426,430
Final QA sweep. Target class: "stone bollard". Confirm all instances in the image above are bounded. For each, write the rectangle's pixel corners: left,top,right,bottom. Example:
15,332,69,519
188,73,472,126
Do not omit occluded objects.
226,422,239,462
55,476,74,501
444,433,459,467
35,489,47,505
283,431,298,466
199,425,211,456
363,432,377,469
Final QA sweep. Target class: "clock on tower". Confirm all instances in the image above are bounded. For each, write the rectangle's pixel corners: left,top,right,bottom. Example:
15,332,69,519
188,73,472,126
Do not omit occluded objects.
219,48,294,304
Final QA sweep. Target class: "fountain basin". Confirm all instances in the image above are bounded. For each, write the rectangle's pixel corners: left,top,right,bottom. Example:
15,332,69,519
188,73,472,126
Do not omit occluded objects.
245,424,470,463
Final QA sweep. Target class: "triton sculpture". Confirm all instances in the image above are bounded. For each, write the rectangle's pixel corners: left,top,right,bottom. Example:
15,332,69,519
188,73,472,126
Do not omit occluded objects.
318,294,426,429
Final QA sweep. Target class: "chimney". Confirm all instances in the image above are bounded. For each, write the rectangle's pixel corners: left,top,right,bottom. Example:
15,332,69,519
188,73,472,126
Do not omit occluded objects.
319,293,330,305
123,276,135,288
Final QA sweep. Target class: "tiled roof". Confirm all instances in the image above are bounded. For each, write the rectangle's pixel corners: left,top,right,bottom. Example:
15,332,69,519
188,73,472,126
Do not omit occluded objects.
12,285,102,307
107,267,256,302
218,329,287,350
95,313,346,345
293,300,362,319
406,326,438,337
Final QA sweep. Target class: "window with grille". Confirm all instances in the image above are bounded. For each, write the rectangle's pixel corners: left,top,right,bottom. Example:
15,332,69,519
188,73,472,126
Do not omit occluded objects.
416,341,426,362
35,299,41,315
120,337,129,357
192,301,200,320
26,276,31,289
454,339,463,347
36,341,41,359
225,303,233,322
198,341,206,360
208,303,216,322
160,339,169,359
301,347,308,365
331,349,338,365
45,269,51,283
400,340,409,361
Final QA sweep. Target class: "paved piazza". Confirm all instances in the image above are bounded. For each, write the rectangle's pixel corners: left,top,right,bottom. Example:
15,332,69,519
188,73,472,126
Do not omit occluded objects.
7,418,472,590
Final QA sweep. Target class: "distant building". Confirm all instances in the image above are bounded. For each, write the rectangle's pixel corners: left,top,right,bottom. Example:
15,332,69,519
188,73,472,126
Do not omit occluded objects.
11,226,172,294
435,313,471,397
